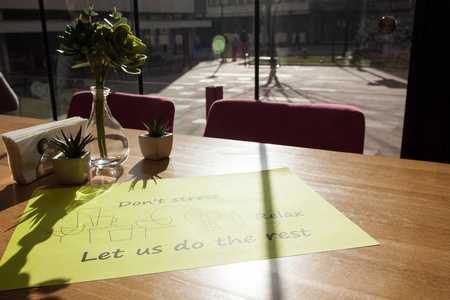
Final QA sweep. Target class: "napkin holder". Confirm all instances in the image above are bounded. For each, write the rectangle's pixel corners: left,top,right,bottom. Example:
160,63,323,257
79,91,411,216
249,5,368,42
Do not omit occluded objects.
1,117,88,184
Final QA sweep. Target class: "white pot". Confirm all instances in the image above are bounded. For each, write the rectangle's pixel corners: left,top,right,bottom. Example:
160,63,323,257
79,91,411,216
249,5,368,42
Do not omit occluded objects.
139,133,173,160
52,152,90,184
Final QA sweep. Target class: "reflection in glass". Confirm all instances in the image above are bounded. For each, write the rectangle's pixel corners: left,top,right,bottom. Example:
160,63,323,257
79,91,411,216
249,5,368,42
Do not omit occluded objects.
378,16,397,34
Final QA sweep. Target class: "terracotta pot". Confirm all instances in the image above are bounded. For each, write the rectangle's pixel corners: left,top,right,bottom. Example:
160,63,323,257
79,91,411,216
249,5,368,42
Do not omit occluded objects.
139,133,173,160
52,152,90,184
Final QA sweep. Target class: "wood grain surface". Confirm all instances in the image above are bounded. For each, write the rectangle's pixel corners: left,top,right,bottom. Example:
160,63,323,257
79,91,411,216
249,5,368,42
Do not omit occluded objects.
0,115,449,299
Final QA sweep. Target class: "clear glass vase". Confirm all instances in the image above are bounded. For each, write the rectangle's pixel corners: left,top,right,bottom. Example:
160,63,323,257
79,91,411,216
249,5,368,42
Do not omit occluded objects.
85,86,129,169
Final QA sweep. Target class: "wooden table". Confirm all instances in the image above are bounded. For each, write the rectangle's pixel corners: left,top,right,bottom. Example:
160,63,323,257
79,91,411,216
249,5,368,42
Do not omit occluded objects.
1,115,449,299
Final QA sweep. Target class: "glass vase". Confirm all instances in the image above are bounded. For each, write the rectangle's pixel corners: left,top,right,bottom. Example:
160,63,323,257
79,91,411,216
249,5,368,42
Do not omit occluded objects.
85,86,129,169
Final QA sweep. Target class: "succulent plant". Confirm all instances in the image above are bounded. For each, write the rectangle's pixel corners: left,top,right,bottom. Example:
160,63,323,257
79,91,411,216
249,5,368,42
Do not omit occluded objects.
57,5,147,159
52,127,95,159
142,114,172,138
56,6,147,77
57,19,100,65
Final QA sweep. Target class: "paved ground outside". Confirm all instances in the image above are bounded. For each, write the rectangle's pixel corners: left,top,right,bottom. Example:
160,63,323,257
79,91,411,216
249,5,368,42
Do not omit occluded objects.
12,55,407,158
152,59,407,158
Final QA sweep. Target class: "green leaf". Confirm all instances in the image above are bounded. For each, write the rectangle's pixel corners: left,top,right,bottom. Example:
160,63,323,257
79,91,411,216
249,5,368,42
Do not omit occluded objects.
60,38,73,48
84,8,98,17
56,49,79,56
120,65,141,75
71,62,90,68
104,18,114,27
81,45,90,54
111,11,122,19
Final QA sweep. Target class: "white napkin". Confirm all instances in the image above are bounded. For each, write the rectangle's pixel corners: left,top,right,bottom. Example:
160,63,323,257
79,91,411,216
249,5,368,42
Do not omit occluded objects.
1,117,88,184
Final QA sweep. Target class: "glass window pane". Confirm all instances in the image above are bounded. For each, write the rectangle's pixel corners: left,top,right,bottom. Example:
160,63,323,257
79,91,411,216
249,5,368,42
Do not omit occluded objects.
1,1,141,120
0,4,55,119
48,1,138,119
138,0,255,135
0,0,415,158
264,0,415,157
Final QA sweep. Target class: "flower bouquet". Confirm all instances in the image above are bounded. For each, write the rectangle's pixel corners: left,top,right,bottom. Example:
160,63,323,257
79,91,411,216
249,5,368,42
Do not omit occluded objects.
57,3,147,167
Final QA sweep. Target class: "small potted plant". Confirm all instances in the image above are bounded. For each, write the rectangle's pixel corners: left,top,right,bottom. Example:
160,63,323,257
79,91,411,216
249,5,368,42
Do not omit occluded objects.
139,114,173,160
51,127,94,184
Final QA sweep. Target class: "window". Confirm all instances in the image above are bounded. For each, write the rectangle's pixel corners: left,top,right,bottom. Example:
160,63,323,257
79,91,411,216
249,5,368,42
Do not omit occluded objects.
0,0,415,158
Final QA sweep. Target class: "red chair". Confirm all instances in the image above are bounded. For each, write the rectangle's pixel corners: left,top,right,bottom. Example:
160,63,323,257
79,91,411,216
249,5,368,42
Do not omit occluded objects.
67,91,175,131
204,99,365,154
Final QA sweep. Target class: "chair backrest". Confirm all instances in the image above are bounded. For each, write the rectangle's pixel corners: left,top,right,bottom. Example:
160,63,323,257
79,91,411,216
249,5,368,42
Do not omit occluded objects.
204,99,365,154
67,91,175,131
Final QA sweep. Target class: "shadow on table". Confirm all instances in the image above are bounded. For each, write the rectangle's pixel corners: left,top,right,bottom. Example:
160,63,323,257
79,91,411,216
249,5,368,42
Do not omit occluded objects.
0,184,111,296
0,175,61,213
127,158,170,191
259,144,281,299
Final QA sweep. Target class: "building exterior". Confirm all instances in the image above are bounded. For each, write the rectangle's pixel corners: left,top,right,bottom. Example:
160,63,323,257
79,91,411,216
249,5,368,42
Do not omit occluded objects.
0,0,210,74
204,0,414,57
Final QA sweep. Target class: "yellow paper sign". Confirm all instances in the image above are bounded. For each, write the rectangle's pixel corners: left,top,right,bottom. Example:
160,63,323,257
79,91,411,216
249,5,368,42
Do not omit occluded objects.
0,168,379,291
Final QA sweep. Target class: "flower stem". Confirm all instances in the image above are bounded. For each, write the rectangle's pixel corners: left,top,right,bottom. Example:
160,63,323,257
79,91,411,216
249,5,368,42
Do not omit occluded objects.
86,51,111,159
94,83,107,158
